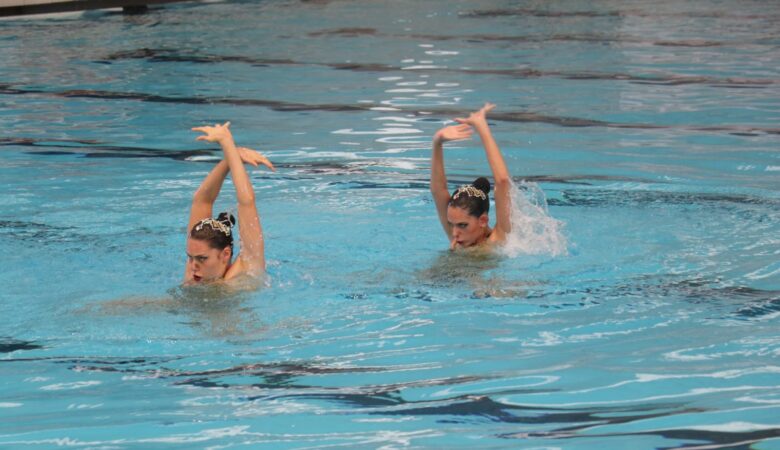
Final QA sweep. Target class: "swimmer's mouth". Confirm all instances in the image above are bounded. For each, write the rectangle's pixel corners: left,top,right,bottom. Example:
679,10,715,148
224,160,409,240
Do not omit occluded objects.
193,275,203,282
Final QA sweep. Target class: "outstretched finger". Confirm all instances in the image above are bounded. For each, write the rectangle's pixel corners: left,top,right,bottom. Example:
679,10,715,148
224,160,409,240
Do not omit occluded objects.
191,126,208,132
481,103,496,113
262,159,276,172
195,136,209,141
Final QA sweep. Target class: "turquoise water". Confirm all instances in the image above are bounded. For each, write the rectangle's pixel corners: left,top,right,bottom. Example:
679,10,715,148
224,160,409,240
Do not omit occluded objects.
1,0,779,448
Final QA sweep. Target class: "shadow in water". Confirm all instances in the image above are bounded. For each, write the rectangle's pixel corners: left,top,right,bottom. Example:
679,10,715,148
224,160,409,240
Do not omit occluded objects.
0,338,43,353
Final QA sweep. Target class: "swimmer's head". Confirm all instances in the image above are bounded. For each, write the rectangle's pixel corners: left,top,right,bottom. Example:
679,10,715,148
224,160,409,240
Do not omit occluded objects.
187,212,235,283
447,177,491,248
449,177,490,217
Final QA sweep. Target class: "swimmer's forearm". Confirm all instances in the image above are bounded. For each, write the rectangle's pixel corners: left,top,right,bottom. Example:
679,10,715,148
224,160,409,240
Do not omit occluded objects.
475,124,510,185
192,160,229,204
430,140,448,194
218,135,256,206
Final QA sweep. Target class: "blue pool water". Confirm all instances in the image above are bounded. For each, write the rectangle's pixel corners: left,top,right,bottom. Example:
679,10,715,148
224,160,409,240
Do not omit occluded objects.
1,0,779,448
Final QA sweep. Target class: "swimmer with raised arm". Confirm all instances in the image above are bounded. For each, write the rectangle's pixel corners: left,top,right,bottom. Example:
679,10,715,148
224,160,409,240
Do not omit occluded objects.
185,122,275,284
430,103,512,250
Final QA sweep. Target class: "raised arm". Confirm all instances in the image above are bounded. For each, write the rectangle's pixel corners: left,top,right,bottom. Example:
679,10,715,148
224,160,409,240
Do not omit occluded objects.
187,147,275,234
191,122,273,274
455,103,511,239
431,123,473,239
188,160,229,233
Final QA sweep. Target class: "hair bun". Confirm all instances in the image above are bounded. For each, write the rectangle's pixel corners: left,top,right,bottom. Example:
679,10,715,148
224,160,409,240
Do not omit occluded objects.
217,212,236,227
472,177,491,195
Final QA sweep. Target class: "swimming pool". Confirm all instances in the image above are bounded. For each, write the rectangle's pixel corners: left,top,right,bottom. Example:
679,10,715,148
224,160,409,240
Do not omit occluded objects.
1,0,779,448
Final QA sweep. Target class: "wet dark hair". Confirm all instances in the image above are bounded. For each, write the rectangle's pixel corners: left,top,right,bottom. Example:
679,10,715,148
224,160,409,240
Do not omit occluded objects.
449,177,491,217
189,212,236,253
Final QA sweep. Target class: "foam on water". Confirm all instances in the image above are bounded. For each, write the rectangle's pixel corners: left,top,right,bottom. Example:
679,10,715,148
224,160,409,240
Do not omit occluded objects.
500,180,568,258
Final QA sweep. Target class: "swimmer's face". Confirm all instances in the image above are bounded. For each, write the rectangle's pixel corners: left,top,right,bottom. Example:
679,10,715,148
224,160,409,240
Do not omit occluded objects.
186,238,231,283
447,205,488,248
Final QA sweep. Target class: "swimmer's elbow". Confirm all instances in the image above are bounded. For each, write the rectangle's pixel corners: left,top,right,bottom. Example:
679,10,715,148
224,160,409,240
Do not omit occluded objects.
192,187,206,203
237,190,256,206
494,175,511,191
430,181,448,197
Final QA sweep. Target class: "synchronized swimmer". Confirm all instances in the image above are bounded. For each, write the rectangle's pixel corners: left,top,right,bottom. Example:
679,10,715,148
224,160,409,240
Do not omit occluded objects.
185,122,274,285
430,103,511,250
185,103,512,285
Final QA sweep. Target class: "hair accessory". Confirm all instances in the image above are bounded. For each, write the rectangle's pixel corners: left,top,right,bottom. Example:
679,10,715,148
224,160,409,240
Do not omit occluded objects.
195,217,232,236
453,184,487,201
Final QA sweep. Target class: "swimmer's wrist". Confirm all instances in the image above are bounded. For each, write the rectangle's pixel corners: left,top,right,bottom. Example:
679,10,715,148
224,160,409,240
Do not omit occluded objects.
217,134,236,146
473,123,492,136
472,120,490,131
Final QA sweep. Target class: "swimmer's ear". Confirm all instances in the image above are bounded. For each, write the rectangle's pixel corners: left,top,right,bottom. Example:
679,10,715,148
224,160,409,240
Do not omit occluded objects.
220,246,232,262
479,214,489,227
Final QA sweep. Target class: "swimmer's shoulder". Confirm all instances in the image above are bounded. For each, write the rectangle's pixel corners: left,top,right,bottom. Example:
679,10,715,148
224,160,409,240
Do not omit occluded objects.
224,257,266,286
223,259,244,281
487,227,507,245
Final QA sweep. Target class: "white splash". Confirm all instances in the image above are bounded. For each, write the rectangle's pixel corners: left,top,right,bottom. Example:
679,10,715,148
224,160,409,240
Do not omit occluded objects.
185,155,221,162
500,180,567,257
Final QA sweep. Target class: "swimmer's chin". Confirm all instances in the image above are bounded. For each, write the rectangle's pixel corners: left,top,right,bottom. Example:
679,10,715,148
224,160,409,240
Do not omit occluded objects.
450,240,477,250
182,272,266,288
449,240,497,254
183,275,213,286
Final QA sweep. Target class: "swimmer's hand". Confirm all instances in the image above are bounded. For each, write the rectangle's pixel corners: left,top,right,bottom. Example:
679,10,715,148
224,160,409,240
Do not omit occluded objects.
433,123,474,145
192,121,233,143
454,102,495,129
237,146,275,172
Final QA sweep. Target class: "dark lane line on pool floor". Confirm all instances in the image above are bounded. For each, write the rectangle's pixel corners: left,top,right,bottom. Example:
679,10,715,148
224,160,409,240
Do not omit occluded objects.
100,47,780,89
0,338,44,353
315,27,779,51
2,85,779,136
459,7,779,21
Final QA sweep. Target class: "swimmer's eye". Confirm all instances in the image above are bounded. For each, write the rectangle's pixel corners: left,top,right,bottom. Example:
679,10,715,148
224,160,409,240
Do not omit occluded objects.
187,255,209,263
448,222,470,229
